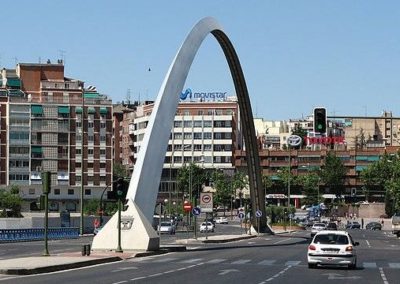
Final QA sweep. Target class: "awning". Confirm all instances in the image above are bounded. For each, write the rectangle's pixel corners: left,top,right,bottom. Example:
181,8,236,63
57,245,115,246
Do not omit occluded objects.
31,146,42,154
58,106,70,114
6,78,21,87
84,92,100,99
31,105,43,115
88,107,95,114
75,107,83,113
99,107,108,114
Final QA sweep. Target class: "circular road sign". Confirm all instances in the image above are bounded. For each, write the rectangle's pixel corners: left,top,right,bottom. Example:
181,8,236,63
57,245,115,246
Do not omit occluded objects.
201,194,212,203
192,207,201,216
255,210,262,218
238,212,245,219
287,135,302,147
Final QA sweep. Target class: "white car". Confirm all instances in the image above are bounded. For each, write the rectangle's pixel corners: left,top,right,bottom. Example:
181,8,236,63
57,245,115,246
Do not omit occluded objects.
215,217,228,224
199,222,214,233
310,222,326,237
307,230,359,269
158,221,176,234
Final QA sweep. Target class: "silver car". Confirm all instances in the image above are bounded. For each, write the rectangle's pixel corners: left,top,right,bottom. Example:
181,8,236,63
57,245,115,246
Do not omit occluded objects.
308,230,359,269
310,222,326,237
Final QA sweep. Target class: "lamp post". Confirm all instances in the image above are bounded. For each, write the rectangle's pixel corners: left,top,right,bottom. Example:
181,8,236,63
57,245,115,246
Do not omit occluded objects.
79,95,85,235
288,145,291,232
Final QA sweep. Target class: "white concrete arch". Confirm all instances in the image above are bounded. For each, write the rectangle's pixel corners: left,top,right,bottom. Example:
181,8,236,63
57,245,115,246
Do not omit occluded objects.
93,17,269,252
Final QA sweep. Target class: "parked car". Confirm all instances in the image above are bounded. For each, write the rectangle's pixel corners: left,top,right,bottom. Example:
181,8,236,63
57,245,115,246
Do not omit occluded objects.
365,221,382,230
158,221,176,234
346,221,361,229
215,217,228,224
311,222,327,237
199,222,215,233
307,230,359,269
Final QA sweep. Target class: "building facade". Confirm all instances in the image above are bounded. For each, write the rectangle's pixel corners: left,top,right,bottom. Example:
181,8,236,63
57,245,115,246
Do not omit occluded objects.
0,62,113,212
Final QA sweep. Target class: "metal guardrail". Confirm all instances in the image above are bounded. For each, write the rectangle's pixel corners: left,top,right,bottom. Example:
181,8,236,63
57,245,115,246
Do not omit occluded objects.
0,227,79,243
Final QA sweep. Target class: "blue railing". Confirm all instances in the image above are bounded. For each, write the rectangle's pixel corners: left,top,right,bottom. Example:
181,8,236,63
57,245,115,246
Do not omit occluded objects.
0,227,79,243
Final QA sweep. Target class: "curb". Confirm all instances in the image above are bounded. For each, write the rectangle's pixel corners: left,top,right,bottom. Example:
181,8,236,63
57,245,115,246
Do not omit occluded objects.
0,257,122,275
202,235,257,243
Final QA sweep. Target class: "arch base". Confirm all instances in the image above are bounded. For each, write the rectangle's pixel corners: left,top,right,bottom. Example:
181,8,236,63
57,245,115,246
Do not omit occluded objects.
92,201,160,252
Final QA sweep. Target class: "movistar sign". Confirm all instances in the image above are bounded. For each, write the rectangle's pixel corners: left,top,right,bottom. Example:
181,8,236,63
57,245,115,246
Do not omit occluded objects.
180,88,227,101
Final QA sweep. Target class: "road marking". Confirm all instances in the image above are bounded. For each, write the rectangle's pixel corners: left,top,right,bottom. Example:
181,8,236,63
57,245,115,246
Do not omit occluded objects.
111,267,138,273
273,238,291,245
366,240,371,247
363,262,377,268
218,269,239,275
379,267,389,284
231,259,251,264
259,265,291,283
180,258,203,263
206,259,226,264
322,273,361,280
388,263,400,269
112,281,127,284
258,260,276,265
285,261,300,266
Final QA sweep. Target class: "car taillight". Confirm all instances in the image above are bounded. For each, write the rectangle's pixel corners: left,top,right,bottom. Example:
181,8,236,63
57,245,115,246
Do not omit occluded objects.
308,245,316,250
345,246,353,252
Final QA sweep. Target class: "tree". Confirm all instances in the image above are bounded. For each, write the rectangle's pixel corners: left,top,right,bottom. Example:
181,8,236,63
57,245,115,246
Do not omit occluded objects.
0,188,22,217
113,163,128,178
211,170,232,213
176,163,206,200
298,172,320,206
320,151,346,198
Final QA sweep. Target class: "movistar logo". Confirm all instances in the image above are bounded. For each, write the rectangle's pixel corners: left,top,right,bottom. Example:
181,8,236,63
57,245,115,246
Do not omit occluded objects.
180,88,192,100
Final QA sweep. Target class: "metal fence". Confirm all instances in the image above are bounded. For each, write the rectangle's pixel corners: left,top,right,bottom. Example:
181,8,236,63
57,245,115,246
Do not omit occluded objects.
0,227,79,243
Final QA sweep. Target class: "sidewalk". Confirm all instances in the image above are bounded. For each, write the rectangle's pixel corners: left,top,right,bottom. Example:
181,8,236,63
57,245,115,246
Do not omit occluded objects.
0,234,260,275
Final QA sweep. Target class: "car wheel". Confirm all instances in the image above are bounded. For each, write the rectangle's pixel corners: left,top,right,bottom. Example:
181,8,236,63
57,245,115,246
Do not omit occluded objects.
349,259,357,269
308,263,316,269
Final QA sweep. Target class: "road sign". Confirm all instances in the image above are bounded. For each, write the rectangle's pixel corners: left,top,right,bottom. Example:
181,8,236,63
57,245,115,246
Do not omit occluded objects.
183,200,192,212
238,212,245,219
192,206,201,216
255,210,262,218
200,192,213,213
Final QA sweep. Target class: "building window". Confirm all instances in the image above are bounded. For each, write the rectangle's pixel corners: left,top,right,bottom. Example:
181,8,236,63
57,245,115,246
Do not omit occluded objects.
76,149,82,155
88,135,94,142
204,144,212,151
204,121,212,128
174,145,182,151
76,162,81,168
174,121,182,128
54,188,60,195
183,121,192,128
204,133,212,139
88,122,94,128
174,133,183,139
68,189,74,195
100,149,106,155
85,189,91,195
198,110,204,115
174,156,182,163
184,133,192,139
207,109,214,115
193,121,202,127
100,122,106,128
100,135,106,142
193,133,202,139
88,149,94,155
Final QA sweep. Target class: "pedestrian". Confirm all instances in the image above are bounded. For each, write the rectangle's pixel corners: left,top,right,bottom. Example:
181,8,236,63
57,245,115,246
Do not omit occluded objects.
361,218,364,229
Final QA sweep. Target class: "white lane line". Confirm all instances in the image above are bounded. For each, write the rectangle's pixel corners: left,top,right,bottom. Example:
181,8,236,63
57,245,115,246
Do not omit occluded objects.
379,267,389,284
259,265,292,283
231,259,251,264
363,262,377,268
180,258,203,263
206,259,226,264
258,260,276,265
388,263,400,269
130,276,146,281
273,238,291,245
152,257,177,263
366,240,371,247
112,281,127,284
285,261,300,266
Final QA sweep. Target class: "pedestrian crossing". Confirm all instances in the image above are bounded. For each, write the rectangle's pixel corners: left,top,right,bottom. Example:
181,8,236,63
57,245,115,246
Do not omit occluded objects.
132,257,400,269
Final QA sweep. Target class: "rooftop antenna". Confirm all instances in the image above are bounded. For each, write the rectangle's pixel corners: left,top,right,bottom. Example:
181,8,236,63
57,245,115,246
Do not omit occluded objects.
58,49,66,65
126,89,131,104
13,57,18,66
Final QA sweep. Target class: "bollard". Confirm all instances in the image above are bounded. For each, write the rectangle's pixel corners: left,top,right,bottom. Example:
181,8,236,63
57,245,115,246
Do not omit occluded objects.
86,244,91,256
81,245,86,256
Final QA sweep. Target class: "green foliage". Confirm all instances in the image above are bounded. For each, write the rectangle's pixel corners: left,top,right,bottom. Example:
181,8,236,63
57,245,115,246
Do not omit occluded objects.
265,205,295,224
320,151,346,197
113,163,128,178
211,170,232,208
84,199,100,215
0,188,22,217
298,172,320,206
176,163,206,199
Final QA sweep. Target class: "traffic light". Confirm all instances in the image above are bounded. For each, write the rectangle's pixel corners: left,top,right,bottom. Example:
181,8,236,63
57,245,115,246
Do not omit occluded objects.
108,178,129,201
313,107,327,133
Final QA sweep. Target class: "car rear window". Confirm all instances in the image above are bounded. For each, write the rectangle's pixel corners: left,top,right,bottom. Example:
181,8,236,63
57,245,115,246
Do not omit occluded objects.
314,234,349,245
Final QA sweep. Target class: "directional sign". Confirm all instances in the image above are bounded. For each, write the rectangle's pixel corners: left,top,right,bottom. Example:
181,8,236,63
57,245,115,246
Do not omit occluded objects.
255,210,262,218
192,206,201,216
200,192,213,213
238,212,245,219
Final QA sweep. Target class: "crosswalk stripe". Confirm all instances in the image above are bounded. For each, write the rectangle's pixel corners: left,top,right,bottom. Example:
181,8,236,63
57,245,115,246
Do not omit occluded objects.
285,261,301,266
206,259,226,264
363,262,377,268
180,258,203,263
258,260,277,265
231,259,251,264
388,263,400,269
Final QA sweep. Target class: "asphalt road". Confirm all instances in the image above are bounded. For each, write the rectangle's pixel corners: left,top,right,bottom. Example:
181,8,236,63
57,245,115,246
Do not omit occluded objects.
1,228,399,284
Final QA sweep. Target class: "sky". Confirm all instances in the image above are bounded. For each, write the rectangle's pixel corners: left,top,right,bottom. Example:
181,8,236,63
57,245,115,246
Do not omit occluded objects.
2,0,400,120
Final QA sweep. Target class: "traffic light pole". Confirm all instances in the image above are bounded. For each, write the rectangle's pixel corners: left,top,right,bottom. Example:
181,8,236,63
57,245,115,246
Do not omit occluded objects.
41,171,51,256
116,199,123,253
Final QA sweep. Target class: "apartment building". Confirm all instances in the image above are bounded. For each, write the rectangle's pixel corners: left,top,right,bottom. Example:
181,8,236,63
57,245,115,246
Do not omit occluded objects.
0,62,113,212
